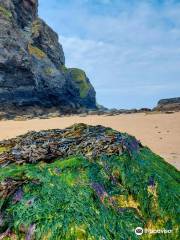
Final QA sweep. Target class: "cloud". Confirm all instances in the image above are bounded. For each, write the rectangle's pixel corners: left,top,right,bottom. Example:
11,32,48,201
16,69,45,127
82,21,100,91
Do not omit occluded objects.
39,0,180,108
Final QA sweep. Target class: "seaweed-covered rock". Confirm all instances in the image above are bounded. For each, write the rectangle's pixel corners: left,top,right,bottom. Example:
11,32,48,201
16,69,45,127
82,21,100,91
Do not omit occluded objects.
0,0,96,112
0,124,179,239
0,123,139,166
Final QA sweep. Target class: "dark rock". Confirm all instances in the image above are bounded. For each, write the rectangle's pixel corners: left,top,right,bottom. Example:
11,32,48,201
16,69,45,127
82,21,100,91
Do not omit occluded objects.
148,176,155,187
0,0,96,113
0,178,28,201
139,108,151,112
154,97,180,112
87,108,152,117
12,188,23,204
96,104,109,111
0,228,10,239
91,182,108,202
26,224,36,240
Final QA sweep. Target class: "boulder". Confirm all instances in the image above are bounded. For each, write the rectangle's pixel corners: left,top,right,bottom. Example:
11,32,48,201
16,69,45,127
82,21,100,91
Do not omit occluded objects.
0,124,179,239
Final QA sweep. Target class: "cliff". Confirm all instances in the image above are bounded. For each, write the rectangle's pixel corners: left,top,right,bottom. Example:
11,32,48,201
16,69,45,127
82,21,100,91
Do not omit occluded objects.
0,0,96,113
154,97,180,112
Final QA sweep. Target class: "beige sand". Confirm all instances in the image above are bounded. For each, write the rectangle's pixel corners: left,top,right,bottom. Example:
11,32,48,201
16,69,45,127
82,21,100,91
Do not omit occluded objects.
0,112,180,170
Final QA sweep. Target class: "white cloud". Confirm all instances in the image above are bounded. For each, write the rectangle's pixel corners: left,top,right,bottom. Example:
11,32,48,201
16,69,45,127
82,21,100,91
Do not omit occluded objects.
39,0,180,108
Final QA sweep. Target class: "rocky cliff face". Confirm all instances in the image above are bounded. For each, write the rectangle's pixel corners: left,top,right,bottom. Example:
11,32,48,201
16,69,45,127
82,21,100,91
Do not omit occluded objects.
154,97,180,111
0,0,96,113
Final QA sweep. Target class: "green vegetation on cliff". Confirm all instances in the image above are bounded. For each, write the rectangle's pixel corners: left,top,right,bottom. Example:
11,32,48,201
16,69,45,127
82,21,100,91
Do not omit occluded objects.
69,69,91,98
59,64,68,73
28,44,46,60
0,124,179,239
0,5,12,20
32,19,41,36
44,67,56,76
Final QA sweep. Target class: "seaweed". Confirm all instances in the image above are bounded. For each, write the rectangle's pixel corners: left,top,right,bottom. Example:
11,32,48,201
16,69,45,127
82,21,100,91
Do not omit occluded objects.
0,124,179,239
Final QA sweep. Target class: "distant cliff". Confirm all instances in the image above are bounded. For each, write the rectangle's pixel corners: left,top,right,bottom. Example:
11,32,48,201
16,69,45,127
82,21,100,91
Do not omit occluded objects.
0,0,96,113
154,97,180,111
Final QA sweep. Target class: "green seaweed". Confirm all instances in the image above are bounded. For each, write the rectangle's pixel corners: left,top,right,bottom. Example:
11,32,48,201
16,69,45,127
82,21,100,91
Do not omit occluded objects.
0,148,179,239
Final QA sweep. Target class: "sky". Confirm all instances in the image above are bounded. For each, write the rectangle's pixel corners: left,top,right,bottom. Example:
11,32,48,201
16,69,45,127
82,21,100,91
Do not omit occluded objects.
39,0,180,109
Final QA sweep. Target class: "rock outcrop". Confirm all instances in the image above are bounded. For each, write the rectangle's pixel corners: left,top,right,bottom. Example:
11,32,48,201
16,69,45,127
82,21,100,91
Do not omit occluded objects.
0,0,96,113
154,97,180,112
0,124,179,239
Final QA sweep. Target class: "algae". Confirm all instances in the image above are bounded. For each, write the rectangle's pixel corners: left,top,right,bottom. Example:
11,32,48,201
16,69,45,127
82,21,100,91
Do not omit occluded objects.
0,124,179,239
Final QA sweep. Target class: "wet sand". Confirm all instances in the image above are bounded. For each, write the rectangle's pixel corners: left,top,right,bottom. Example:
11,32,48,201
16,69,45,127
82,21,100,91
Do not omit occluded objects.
0,112,179,170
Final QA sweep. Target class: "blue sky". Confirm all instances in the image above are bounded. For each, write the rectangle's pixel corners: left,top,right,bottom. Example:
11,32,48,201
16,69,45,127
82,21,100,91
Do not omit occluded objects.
39,0,180,109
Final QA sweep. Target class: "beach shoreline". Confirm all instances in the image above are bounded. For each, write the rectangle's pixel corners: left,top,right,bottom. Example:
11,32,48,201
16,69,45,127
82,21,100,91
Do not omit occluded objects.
0,112,179,170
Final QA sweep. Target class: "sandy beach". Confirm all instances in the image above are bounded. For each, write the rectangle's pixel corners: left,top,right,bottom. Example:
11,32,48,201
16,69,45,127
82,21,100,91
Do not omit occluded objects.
0,112,179,170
